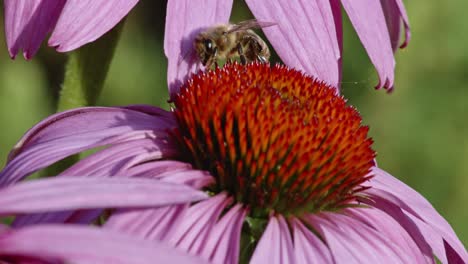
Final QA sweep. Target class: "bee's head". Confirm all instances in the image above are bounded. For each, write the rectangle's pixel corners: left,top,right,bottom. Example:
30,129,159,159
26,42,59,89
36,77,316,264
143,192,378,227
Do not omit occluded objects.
194,34,217,66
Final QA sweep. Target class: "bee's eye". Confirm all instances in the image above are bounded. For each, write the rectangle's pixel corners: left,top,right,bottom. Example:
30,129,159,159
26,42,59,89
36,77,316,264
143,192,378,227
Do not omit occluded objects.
204,39,214,52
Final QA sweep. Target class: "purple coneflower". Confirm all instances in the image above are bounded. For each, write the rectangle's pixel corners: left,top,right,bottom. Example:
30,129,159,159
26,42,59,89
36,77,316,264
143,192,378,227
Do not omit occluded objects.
5,0,408,90
0,63,466,263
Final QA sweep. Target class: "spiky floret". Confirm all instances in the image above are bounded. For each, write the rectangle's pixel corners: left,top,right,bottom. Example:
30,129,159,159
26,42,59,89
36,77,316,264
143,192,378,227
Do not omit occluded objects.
173,62,375,216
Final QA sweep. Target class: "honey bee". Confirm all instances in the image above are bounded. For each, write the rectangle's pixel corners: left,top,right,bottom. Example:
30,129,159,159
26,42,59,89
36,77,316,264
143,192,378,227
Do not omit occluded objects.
194,20,275,68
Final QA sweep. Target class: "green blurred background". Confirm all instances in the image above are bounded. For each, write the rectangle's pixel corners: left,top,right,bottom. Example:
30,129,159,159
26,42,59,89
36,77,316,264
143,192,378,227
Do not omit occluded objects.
0,1,466,246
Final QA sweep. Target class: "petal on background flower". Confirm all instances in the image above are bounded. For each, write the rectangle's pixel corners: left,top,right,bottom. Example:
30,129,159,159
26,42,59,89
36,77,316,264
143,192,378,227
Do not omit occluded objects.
0,225,207,264
246,0,341,89
364,167,468,263
290,218,333,263
340,0,395,90
200,204,246,264
306,213,412,263
164,0,234,96
330,0,343,86
0,106,175,187
4,0,66,59
0,177,207,215
380,0,411,50
48,0,139,52
251,215,295,264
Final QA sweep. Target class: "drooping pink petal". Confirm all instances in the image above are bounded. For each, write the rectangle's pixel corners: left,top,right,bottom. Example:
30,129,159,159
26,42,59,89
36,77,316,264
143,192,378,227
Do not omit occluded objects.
13,162,212,227
305,212,414,263
59,138,178,177
246,0,341,90
126,160,193,176
363,195,451,264
13,152,186,227
167,193,232,255
8,106,174,160
345,207,433,263
363,167,468,263
0,106,175,187
0,177,207,215
102,165,215,240
3,0,66,59
105,205,188,241
251,215,295,264
340,0,395,90
200,204,247,264
0,225,207,264
164,0,233,96
290,218,333,263
48,0,138,52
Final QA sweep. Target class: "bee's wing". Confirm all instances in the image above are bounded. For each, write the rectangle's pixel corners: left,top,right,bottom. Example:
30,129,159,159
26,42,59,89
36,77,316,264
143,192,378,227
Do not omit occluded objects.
226,19,276,33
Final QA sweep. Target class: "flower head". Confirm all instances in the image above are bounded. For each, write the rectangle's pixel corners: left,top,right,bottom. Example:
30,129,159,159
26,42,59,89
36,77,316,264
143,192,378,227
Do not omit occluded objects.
1,63,465,263
172,63,374,215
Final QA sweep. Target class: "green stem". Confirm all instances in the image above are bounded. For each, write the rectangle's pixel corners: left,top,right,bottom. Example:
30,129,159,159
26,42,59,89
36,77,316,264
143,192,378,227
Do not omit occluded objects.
57,20,125,111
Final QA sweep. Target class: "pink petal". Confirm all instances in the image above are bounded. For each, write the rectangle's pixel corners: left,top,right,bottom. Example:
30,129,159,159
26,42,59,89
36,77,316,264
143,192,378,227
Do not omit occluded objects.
246,0,341,90
380,0,411,50
167,193,232,254
251,215,295,264
366,167,467,262
290,218,333,263
14,164,212,227
10,140,177,227
200,204,247,264
0,106,175,187
126,160,194,178
305,212,412,263
363,195,446,264
0,225,207,263
341,0,395,90
0,177,207,215
164,0,233,96
3,0,65,59
105,205,188,241
330,0,343,86
60,138,178,177
48,0,139,52
345,207,433,263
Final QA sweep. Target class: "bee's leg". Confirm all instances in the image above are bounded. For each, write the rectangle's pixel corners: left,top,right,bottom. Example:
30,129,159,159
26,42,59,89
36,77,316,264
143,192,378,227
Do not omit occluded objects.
237,43,247,64
204,58,213,69
204,47,218,69
257,55,267,63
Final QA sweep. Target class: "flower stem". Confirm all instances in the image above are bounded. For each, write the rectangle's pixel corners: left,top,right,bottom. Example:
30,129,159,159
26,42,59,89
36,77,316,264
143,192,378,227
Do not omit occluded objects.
57,20,125,111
